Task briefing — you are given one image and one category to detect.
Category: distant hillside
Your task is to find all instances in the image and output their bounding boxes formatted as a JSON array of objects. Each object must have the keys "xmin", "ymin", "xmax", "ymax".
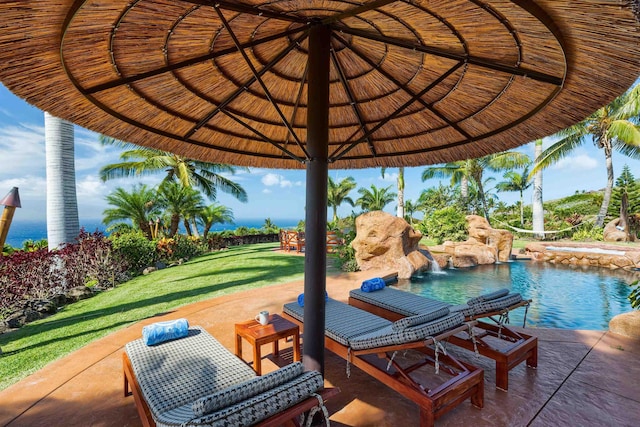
[{"xmin": 542, "ymin": 190, "xmax": 603, "ymax": 217}]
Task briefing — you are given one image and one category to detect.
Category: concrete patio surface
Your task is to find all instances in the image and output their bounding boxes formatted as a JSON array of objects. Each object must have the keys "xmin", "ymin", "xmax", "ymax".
[{"xmin": 0, "ymin": 267, "xmax": 638, "ymax": 427}]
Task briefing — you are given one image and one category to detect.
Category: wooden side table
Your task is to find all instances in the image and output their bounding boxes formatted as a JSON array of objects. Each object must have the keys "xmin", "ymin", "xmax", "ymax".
[{"xmin": 235, "ymin": 313, "xmax": 301, "ymax": 375}]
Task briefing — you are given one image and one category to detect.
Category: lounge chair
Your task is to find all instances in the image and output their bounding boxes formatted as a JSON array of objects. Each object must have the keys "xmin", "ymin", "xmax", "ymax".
[
  {"xmin": 282, "ymin": 299, "xmax": 484, "ymax": 427},
  {"xmin": 123, "ymin": 325, "xmax": 338, "ymax": 427},
  {"xmin": 348, "ymin": 285, "xmax": 538, "ymax": 391}
]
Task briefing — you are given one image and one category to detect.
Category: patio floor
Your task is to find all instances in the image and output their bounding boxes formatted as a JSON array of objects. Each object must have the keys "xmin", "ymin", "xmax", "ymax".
[{"xmin": 1, "ymin": 267, "xmax": 639, "ymax": 427}]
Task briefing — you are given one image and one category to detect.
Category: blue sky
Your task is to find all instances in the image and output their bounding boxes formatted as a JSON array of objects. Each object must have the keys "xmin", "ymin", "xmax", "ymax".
[{"xmin": 2, "ymin": 82, "xmax": 640, "ymax": 226}]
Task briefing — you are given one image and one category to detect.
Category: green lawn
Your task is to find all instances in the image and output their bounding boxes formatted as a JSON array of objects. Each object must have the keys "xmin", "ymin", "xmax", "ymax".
[{"xmin": 0, "ymin": 243, "xmax": 307, "ymax": 391}]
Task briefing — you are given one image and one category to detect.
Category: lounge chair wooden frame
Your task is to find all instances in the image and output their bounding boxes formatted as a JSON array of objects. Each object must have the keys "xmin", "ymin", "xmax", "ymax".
[
  {"xmin": 348, "ymin": 297, "xmax": 538, "ymax": 391},
  {"xmin": 123, "ymin": 352, "xmax": 339, "ymax": 427},
  {"xmin": 282, "ymin": 314, "xmax": 484, "ymax": 427}
]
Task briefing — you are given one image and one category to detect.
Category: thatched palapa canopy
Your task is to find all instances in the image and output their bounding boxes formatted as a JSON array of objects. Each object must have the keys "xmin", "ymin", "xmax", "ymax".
[{"xmin": 0, "ymin": 0, "xmax": 639, "ymax": 372}]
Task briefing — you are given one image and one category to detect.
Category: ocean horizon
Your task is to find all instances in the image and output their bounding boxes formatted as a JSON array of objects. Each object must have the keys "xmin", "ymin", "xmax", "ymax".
[{"xmin": 4, "ymin": 218, "xmax": 301, "ymax": 249}]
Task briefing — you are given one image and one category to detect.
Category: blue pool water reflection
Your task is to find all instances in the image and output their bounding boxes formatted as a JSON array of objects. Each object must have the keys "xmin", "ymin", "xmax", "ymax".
[{"xmin": 397, "ymin": 261, "xmax": 638, "ymax": 330}]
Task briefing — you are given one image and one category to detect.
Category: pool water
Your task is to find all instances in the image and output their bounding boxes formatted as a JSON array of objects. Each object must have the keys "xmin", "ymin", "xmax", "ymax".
[{"xmin": 397, "ymin": 261, "xmax": 638, "ymax": 330}]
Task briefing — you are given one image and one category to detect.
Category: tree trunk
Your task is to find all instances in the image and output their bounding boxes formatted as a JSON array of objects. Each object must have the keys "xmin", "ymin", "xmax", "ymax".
[
  {"xmin": 519, "ymin": 191, "xmax": 525, "ymax": 227},
  {"xmin": 596, "ymin": 144, "xmax": 614, "ymax": 227},
  {"xmin": 532, "ymin": 139, "xmax": 545, "ymax": 239},
  {"xmin": 620, "ymin": 192, "xmax": 630, "ymax": 240},
  {"xmin": 45, "ymin": 113, "xmax": 79, "ymax": 250},
  {"xmin": 190, "ymin": 218, "xmax": 200, "ymax": 237},
  {"xmin": 169, "ymin": 214, "xmax": 180, "ymax": 236},
  {"xmin": 183, "ymin": 218, "xmax": 192, "ymax": 236},
  {"xmin": 461, "ymin": 176, "xmax": 469, "ymax": 212},
  {"xmin": 138, "ymin": 220, "xmax": 152, "ymax": 239},
  {"xmin": 397, "ymin": 166, "xmax": 405, "ymax": 218}
]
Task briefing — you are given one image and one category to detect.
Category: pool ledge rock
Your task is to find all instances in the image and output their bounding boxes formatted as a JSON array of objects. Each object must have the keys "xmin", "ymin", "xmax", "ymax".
[{"xmin": 525, "ymin": 241, "xmax": 640, "ymax": 270}]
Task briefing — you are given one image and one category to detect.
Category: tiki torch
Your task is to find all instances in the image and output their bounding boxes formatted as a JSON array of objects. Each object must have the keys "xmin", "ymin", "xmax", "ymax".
[{"xmin": 0, "ymin": 187, "xmax": 21, "ymax": 250}]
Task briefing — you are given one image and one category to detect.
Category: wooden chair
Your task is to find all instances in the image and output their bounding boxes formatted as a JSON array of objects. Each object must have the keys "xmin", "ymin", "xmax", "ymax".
[
  {"xmin": 123, "ymin": 326, "xmax": 338, "ymax": 427},
  {"xmin": 349, "ymin": 286, "xmax": 538, "ymax": 391},
  {"xmin": 283, "ymin": 299, "xmax": 484, "ymax": 427},
  {"xmin": 326, "ymin": 231, "xmax": 343, "ymax": 253}
]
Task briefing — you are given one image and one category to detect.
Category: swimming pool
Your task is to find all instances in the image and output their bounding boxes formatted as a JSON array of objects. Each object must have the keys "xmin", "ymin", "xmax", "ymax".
[{"xmin": 396, "ymin": 261, "xmax": 638, "ymax": 330}]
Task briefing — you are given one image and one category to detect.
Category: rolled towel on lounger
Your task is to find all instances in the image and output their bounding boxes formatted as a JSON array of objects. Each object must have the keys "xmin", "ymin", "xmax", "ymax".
[
  {"xmin": 361, "ymin": 277, "xmax": 386, "ymax": 293},
  {"xmin": 142, "ymin": 318, "xmax": 189, "ymax": 346},
  {"xmin": 297, "ymin": 291, "xmax": 329, "ymax": 307}
]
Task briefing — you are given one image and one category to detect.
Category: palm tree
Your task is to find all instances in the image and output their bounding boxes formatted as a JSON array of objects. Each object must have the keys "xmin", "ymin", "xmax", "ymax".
[
  {"xmin": 157, "ymin": 182, "xmax": 205, "ymax": 237},
  {"xmin": 423, "ymin": 152, "xmax": 530, "ymax": 220},
  {"xmin": 496, "ymin": 163, "xmax": 533, "ymax": 226},
  {"xmin": 381, "ymin": 167, "xmax": 405, "ymax": 218},
  {"xmin": 532, "ymin": 139, "xmax": 545, "ymax": 238},
  {"xmin": 422, "ymin": 161, "xmax": 470, "ymax": 210},
  {"xmin": 103, "ymin": 185, "xmax": 159, "ymax": 238},
  {"xmin": 45, "ymin": 113, "xmax": 79, "ymax": 250},
  {"xmin": 99, "ymin": 137, "xmax": 248, "ymax": 202},
  {"xmin": 327, "ymin": 176, "xmax": 357, "ymax": 221},
  {"xmin": 466, "ymin": 152, "xmax": 530, "ymax": 221},
  {"xmin": 418, "ymin": 184, "xmax": 454, "ymax": 216},
  {"xmin": 356, "ymin": 184, "xmax": 396, "ymax": 212},
  {"xmin": 198, "ymin": 204, "xmax": 234, "ymax": 239},
  {"xmin": 532, "ymin": 84, "xmax": 640, "ymax": 226},
  {"xmin": 404, "ymin": 199, "xmax": 421, "ymax": 225}
]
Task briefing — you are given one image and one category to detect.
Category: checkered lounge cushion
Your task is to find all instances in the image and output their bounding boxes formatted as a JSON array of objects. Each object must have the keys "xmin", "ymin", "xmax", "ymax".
[
  {"xmin": 192, "ymin": 362, "xmax": 305, "ymax": 417},
  {"xmin": 125, "ymin": 327, "xmax": 256, "ymax": 419},
  {"xmin": 348, "ymin": 312, "xmax": 465, "ymax": 350},
  {"xmin": 284, "ymin": 299, "xmax": 391, "ymax": 346},
  {"xmin": 283, "ymin": 298, "xmax": 464, "ymax": 351},
  {"xmin": 349, "ymin": 287, "xmax": 449, "ymax": 316},
  {"xmin": 466, "ymin": 288, "xmax": 510, "ymax": 306},
  {"xmin": 156, "ymin": 371, "xmax": 324, "ymax": 427},
  {"xmin": 391, "ymin": 307, "xmax": 450, "ymax": 331},
  {"xmin": 468, "ymin": 293, "xmax": 523, "ymax": 315},
  {"xmin": 448, "ymin": 304, "xmax": 476, "ymax": 318}
]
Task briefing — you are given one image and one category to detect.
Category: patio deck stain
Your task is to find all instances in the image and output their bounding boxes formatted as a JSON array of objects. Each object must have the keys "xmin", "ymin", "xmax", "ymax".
[{"xmin": 0, "ymin": 267, "xmax": 638, "ymax": 426}]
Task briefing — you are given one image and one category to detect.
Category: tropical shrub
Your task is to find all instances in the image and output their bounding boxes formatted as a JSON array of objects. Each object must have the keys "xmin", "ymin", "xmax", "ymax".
[
  {"xmin": 629, "ymin": 280, "xmax": 640, "ymax": 310},
  {"xmin": 0, "ymin": 230, "xmax": 128, "ymax": 319},
  {"xmin": 0, "ymin": 248, "xmax": 63, "ymax": 318},
  {"xmin": 58, "ymin": 230, "xmax": 128, "ymax": 288},
  {"xmin": 334, "ymin": 227, "xmax": 359, "ymax": 272},
  {"xmin": 570, "ymin": 222, "xmax": 604, "ymax": 242},
  {"xmin": 418, "ymin": 207, "xmax": 467, "ymax": 244},
  {"xmin": 110, "ymin": 230, "xmax": 158, "ymax": 274},
  {"xmin": 171, "ymin": 235, "xmax": 206, "ymax": 260}
]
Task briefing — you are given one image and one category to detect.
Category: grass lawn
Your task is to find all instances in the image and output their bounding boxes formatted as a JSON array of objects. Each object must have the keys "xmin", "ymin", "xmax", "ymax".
[{"xmin": 0, "ymin": 243, "xmax": 310, "ymax": 391}]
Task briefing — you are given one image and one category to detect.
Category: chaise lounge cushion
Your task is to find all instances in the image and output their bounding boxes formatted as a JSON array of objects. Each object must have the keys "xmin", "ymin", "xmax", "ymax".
[
  {"xmin": 391, "ymin": 307, "xmax": 450, "ymax": 331},
  {"xmin": 192, "ymin": 362, "xmax": 305, "ymax": 416},
  {"xmin": 283, "ymin": 299, "xmax": 464, "ymax": 351},
  {"xmin": 126, "ymin": 326, "xmax": 326, "ymax": 427},
  {"xmin": 126, "ymin": 327, "xmax": 256, "ymax": 418},
  {"xmin": 468, "ymin": 292, "xmax": 523, "ymax": 314},
  {"xmin": 466, "ymin": 288, "xmax": 510, "ymax": 305}
]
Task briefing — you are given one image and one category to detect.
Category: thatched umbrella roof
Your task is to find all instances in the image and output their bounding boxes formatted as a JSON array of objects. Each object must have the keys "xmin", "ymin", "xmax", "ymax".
[
  {"xmin": 0, "ymin": 1, "xmax": 639, "ymax": 169},
  {"xmin": 1, "ymin": 0, "xmax": 639, "ymax": 376}
]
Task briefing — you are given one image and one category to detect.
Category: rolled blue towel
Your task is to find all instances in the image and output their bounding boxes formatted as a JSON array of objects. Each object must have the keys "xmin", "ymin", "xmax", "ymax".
[
  {"xmin": 297, "ymin": 292, "xmax": 328, "ymax": 307},
  {"xmin": 361, "ymin": 277, "xmax": 386, "ymax": 292},
  {"xmin": 142, "ymin": 318, "xmax": 189, "ymax": 346}
]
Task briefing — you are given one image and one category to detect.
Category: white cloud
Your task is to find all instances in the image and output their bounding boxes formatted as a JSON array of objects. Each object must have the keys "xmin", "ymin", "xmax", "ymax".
[
  {"xmin": 0, "ymin": 175, "xmax": 46, "ymax": 198},
  {"xmin": 0, "ymin": 124, "xmax": 46, "ymax": 176},
  {"xmin": 379, "ymin": 172, "xmax": 398, "ymax": 182},
  {"xmin": 551, "ymin": 154, "xmax": 598, "ymax": 171},
  {"xmin": 76, "ymin": 175, "xmax": 109, "ymax": 199},
  {"xmin": 261, "ymin": 173, "xmax": 293, "ymax": 188},
  {"xmin": 262, "ymin": 188, "xmax": 272, "ymax": 194}
]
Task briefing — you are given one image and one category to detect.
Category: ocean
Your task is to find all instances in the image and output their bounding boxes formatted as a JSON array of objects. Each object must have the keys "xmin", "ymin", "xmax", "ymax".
[{"xmin": 3, "ymin": 218, "xmax": 300, "ymax": 249}]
